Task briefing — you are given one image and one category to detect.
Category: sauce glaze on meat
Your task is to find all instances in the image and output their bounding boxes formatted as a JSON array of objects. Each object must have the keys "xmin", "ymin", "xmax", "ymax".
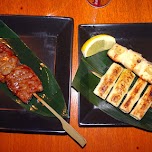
[
  {"xmin": 0, "ymin": 40, "xmax": 43, "ymax": 103},
  {"xmin": 6, "ymin": 65, "xmax": 43, "ymax": 103}
]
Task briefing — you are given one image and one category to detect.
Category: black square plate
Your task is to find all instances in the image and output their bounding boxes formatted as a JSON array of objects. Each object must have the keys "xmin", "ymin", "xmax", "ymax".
[
  {"xmin": 78, "ymin": 23, "xmax": 152, "ymax": 127},
  {"xmin": 0, "ymin": 15, "xmax": 73, "ymax": 134}
]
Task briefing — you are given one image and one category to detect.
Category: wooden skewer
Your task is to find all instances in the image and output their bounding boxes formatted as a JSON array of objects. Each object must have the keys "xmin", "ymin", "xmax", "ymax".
[{"xmin": 33, "ymin": 93, "xmax": 87, "ymax": 147}]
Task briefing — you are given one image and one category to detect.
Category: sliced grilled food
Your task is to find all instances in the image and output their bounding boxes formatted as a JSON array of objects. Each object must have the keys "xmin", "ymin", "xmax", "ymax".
[
  {"xmin": 134, "ymin": 60, "xmax": 152, "ymax": 84},
  {"xmin": 106, "ymin": 69, "xmax": 135, "ymax": 107},
  {"xmin": 107, "ymin": 43, "xmax": 143, "ymax": 71},
  {"xmin": 119, "ymin": 78, "xmax": 147, "ymax": 113},
  {"xmin": 93, "ymin": 42, "xmax": 152, "ymax": 120},
  {"xmin": 130, "ymin": 85, "xmax": 152, "ymax": 120},
  {"xmin": 108, "ymin": 43, "xmax": 152, "ymax": 85},
  {"xmin": 107, "ymin": 43, "xmax": 128, "ymax": 62},
  {"xmin": 123, "ymin": 49, "xmax": 143, "ymax": 70},
  {"xmin": 94, "ymin": 63, "xmax": 123, "ymax": 100}
]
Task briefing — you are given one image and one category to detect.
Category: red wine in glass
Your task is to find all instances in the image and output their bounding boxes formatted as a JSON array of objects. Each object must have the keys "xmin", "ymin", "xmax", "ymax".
[{"xmin": 87, "ymin": 0, "xmax": 111, "ymax": 7}]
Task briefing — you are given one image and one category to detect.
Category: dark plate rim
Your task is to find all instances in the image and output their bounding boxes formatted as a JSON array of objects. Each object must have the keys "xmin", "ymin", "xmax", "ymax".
[
  {"xmin": 78, "ymin": 23, "xmax": 152, "ymax": 127},
  {"xmin": 0, "ymin": 15, "xmax": 74, "ymax": 134}
]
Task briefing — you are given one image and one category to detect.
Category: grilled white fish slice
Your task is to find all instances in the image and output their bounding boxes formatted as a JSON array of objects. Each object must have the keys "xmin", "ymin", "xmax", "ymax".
[
  {"xmin": 130, "ymin": 85, "xmax": 152, "ymax": 120},
  {"xmin": 133, "ymin": 60, "xmax": 152, "ymax": 84},
  {"xmin": 108, "ymin": 43, "xmax": 143, "ymax": 71},
  {"xmin": 120, "ymin": 78, "xmax": 147, "ymax": 113},
  {"xmin": 107, "ymin": 43, "xmax": 127, "ymax": 63},
  {"xmin": 93, "ymin": 63, "xmax": 123, "ymax": 100},
  {"xmin": 123, "ymin": 49, "xmax": 143, "ymax": 70},
  {"xmin": 108, "ymin": 43, "xmax": 152, "ymax": 86},
  {"xmin": 106, "ymin": 69, "xmax": 135, "ymax": 107}
]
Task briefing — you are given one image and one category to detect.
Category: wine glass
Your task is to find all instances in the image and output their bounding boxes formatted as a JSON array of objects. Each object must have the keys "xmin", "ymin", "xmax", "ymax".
[{"xmin": 87, "ymin": 0, "xmax": 111, "ymax": 8}]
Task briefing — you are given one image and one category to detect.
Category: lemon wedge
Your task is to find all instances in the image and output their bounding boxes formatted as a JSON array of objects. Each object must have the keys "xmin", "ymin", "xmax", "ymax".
[{"xmin": 81, "ymin": 34, "xmax": 116, "ymax": 57}]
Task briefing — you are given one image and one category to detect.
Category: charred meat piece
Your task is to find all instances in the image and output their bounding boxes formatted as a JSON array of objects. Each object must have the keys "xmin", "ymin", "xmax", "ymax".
[
  {"xmin": 0, "ymin": 42, "xmax": 19, "ymax": 82},
  {"xmin": 0, "ymin": 41, "xmax": 14, "ymax": 57},
  {"xmin": 0, "ymin": 73, "xmax": 5, "ymax": 82},
  {"xmin": 0, "ymin": 56, "xmax": 19, "ymax": 75},
  {"xmin": 6, "ymin": 65, "xmax": 43, "ymax": 103}
]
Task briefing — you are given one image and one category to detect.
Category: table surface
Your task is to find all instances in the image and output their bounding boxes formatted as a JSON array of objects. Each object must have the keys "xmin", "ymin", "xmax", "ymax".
[{"xmin": 0, "ymin": 0, "xmax": 152, "ymax": 152}]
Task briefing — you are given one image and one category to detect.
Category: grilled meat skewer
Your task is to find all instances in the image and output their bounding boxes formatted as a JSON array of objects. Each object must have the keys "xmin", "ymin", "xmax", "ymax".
[{"xmin": 0, "ymin": 40, "xmax": 43, "ymax": 103}]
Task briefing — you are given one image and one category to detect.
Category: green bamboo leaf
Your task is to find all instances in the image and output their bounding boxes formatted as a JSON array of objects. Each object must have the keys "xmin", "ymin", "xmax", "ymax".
[
  {"xmin": 72, "ymin": 51, "xmax": 152, "ymax": 132},
  {"xmin": 0, "ymin": 20, "xmax": 67, "ymax": 117}
]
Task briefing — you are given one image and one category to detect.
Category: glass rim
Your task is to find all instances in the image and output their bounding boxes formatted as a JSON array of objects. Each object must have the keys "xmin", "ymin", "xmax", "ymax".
[{"xmin": 86, "ymin": 0, "xmax": 112, "ymax": 8}]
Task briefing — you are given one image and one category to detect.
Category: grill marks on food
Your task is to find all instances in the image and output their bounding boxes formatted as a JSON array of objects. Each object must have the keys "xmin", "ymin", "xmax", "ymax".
[
  {"xmin": 130, "ymin": 85, "xmax": 152, "ymax": 120},
  {"xmin": 107, "ymin": 43, "xmax": 143, "ymax": 71},
  {"xmin": 0, "ymin": 40, "xmax": 43, "ymax": 103},
  {"xmin": 120, "ymin": 78, "xmax": 147, "ymax": 113},
  {"xmin": 94, "ymin": 61, "xmax": 152, "ymax": 120},
  {"xmin": 106, "ymin": 69, "xmax": 135, "ymax": 107},
  {"xmin": 134, "ymin": 60, "xmax": 152, "ymax": 84},
  {"xmin": 93, "ymin": 43, "xmax": 152, "ymax": 120},
  {"xmin": 93, "ymin": 63, "xmax": 123, "ymax": 99},
  {"xmin": 0, "ymin": 41, "xmax": 19, "ymax": 82},
  {"xmin": 6, "ymin": 65, "xmax": 43, "ymax": 103},
  {"xmin": 108, "ymin": 43, "xmax": 152, "ymax": 85}
]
